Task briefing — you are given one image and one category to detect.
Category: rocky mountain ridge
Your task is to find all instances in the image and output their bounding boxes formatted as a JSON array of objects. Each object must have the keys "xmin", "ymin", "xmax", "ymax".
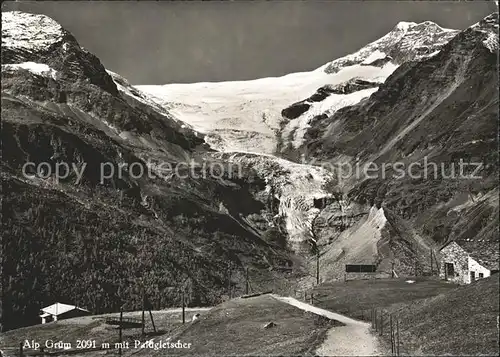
[
  {"xmin": 1, "ymin": 11, "xmax": 295, "ymax": 331},
  {"xmin": 323, "ymin": 20, "xmax": 459, "ymax": 74},
  {"xmin": 294, "ymin": 12, "xmax": 499, "ymax": 279}
]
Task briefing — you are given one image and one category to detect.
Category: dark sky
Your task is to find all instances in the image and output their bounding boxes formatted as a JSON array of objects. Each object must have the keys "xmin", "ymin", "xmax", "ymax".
[{"xmin": 2, "ymin": 1, "xmax": 497, "ymax": 84}]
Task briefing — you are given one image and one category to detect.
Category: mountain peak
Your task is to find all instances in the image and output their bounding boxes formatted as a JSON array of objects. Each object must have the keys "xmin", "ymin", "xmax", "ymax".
[
  {"xmin": 392, "ymin": 20, "xmax": 453, "ymax": 34},
  {"xmin": 324, "ymin": 19, "xmax": 459, "ymax": 74},
  {"xmin": 1, "ymin": 11, "xmax": 69, "ymax": 52},
  {"xmin": 470, "ymin": 12, "xmax": 499, "ymax": 53},
  {"xmin": 394, "ymin": 21, "xmax": 418, "ymax": 31},
  {"xmin": 475, "ymin": 12, "xmax": 499, "ymax": 28},
  {"xmin": 2, "ymin": 10, "xmax": 118, "ymax": 95}
]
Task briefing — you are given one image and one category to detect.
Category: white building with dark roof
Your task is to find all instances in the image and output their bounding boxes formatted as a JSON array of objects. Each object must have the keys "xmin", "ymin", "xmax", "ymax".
[{"xmin": 40, "ymin": 303, "xmax": 90, "ymax": 324}]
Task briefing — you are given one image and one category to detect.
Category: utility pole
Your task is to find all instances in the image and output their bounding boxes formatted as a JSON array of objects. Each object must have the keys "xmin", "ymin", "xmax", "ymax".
[
  {"xmin": 148, "ymin": 309, "xmax": 156, "ymax": 333},
  {"xmin": 396, "ymin": 318, "xmax": 400, "ymax": 356},
  {"xmin": 390, "ymin": 314, "xmax": 394, "ymax": 356},
  {"xmin": 182, "ymin": 289, "xmax": 186, "ymax": 324},
  {"xmin": 380, "ymin": 310, "xmax": 384, "ymax": 336},
  {"xmin": 430, "ymin": 250, "xmax": 434, "ymax": 275},
  {"xmin": 245, "ymin": 267, "xmax": 249, "ymax": 295},
  {"xmin": 119, "ymin": 308, "xmax": 123, "ymax": 356},
  {"xmin": 316, "ymin": 248, "xmax": 320, "ymax": 285},
  {"xmin": 227, "ymin": 262, "xmax": 232, "ymax": 299},
  {"xmin": 141, "ymin": 289, "xmax": 145, "ymax": 336}
]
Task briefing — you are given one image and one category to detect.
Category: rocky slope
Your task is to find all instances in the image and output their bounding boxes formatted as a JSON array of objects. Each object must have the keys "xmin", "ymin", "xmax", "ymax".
[
  {"xmin": 1, "ymin": 11, "xmax": 296, "ymax": 331},
  {"xmin": 294, "ymin": 13, "xmax": 499, "ymax": 279},
  {"xmin": 137, "ymin": 19, "xmax": 461, "ymax": 257}
]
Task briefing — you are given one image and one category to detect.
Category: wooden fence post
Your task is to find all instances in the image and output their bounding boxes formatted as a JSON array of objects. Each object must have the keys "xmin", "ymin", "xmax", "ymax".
[
  {"xmin": 182, "ymin": 289, "xmax": 186, "ymax": 324},
  {"xmin": 119, "ymin": 308, "xmax": 123, "ymax": 356},
  {"xmin": 380, "ymin": 310, "xmax": 384, "ymax": 336},
  {"xmin": 245, "ymin": 267, "xmax": 249, "ymax": 295},
  {"xmin": 227, "ymin": 262, "xmax": 232, "ymax": 299},
  {"xmin": 430, "ymin": 250, "xmax": 434, "ymax": 275},
  {"xmin": 396, "ymin": 317, "xmax": 400, "ymax": 356},
  {"xmin": 374, "ymin": 309, "xmax": 378, "ymax": 332},
  {"xmin": 149, "ymin": 309, "xmax": 156, "ymax": 333},
  {"xmin": 141, "ymin": 290, "xmax": 145, "ymax": 336},
  {"xmin": 316, "ymin": 249, "xmax": 320, "ymax": 285},
  {"xmin": 390, "ymin": 314, "xmax": 394, "ymax": 356}
]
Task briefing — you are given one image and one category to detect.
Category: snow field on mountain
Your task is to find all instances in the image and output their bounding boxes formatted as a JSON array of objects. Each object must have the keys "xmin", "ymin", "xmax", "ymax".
[
  {"xmin": 2, "ymin": 62, "xmax": 58, "ymax": 80},
  {"xmin": 138, "ymin": 62, "xmax": 397, "ymax": 154}
]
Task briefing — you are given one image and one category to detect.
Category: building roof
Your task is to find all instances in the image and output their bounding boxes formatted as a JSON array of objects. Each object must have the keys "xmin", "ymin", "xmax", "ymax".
[
  {"xmin": 40, "ymin": 303, "xmax": 89, "ymax": 316},
  {"xmin": 440, "ymin": 240, "xmax": 499, "ymax": 271},
  {"xmin": 439, "ymin": 240, "xmax": 463, "ymax": 252}
]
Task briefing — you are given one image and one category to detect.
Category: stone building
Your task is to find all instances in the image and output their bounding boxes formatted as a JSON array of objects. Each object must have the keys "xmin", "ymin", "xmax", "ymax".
[{"xmin": 438, "ymin": 241, "xmax": 493, "ymax": 284}]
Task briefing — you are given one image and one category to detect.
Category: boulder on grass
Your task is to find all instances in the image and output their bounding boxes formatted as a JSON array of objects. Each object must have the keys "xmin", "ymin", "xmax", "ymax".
[{"xmin": 263, "ymin": 321, "xmax": 277, "ymax": 329}]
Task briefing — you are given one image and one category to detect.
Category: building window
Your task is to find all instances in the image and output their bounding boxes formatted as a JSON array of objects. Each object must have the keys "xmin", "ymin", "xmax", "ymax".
[
  {"xmin": 479, "ymin": 273, "xmax": 484, "ymax": 278},
  {"xmin": 445, "ymin": 262, "xmax": 455, "ymax": 277},
  {"xmin": 470, "ymin": 271, "xmax": 476, "ymax": 282}
]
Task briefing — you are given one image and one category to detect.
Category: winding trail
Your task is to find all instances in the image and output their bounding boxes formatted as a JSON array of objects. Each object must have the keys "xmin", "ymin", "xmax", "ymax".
[{"xmin": 271, "ymin": 294, "xmax": 382, "ymax": 356}]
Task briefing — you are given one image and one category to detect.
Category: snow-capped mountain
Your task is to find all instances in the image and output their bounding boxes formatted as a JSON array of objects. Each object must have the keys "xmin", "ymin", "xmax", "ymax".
[
  {"xmin": 2, "ymin": 11, "xmax": 118, "ymax": 96},
  {"xmin": 323, "ymin": 20, "xmax": 459, "ymax": 74},
  {"xmin": 138, "ymin": 20, "xmax": 458, "ymax": 155},
  {"xmin": 2, "ymin": 8, "xmax": 498, "ymax": 332}
]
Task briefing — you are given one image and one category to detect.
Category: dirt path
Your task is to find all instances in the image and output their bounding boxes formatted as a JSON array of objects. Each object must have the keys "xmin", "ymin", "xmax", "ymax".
[{"xmin": 271, "ymin": 295, "xmax": 382, "ymax": 356}]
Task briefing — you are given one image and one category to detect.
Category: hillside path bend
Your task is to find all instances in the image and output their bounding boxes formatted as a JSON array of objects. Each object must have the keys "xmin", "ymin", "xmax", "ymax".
[{"xmin": 271, "ymin": 294, "xmax": 383, "ymax": 356}]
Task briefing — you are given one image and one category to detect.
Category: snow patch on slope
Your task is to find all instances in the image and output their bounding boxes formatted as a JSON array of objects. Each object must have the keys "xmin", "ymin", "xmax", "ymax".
[
  {"xmin": 482, "ymin": 32, "xmax": 499, "ymax": 53},
  {"xmin": 283, "ymin": 87, "xmax": 379, "ymax": 149},
  {"xmin": 395, "ymin": 21, "xmax": 417, "ymax": 31},
  {"xmin": 2, "ymin": 62, "xmax": 58, "ymax": 79},
  {"xmin": 361, "ymin": 50, "xmax": 387, "ymax": 65}
]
